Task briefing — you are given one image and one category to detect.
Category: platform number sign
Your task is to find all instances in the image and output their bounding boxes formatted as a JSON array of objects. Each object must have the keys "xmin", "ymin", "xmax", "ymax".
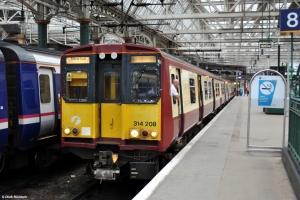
[{"xmin": 280, "ymin": 9, "xmax": 300, "ymax": 32}]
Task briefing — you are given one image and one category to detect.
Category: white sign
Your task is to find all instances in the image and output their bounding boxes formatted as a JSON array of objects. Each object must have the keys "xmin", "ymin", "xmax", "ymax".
[
  {"xmin": 259, "ymin": 43, "xmax": 273, "ymax": 49},
  {"xmin": 250, "ymin": 76, "xmax": 285, "ymax": 108},
  {"xmin": 82, "ymin": 127, "xmax": 91, "ymax": 136}
]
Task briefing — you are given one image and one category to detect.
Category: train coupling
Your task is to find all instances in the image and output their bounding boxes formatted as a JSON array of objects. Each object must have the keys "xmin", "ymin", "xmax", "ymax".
[{"xmin": 93, "ymin": 151, "xmax": 120, "ymax": 181}]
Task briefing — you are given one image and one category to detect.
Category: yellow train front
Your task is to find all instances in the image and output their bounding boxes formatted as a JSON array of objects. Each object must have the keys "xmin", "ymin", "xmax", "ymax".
[{"xmin": 61, "ymin": 44, "xmax": 165, "ymax": 181}]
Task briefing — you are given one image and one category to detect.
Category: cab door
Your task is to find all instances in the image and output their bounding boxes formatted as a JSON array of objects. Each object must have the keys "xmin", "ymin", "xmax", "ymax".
[
  {"xmin": 38, "ymin": 68, "xmax": 55, "ymax": 136},
  {"xmin": 99, "ymin": 62, "xmax": 122, "ymax": 139},
  {"xmin": 170, "ymin": 67, "xmax": 183, "ymax": 138}
]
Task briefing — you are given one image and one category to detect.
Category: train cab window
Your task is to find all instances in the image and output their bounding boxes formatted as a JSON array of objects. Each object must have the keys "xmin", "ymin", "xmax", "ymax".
[
  {"xmin": 65, "ymin": 71, "xmax": 88, "ymax": 100},
  {"xmin": 104, "ymin": 71, "xmax": 120, "ymax": 100},
  {"xmin": 131, "ymin": 69, "xmax": 159, "ymax": 103},
  {"xmin": 39, "ymin": 75, "xmax": 51, "ymax": 103}
]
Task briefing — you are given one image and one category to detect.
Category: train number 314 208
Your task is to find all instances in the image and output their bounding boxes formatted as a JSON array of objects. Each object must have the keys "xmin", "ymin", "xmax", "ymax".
[{"xmin": 133, "ymin": 121, "xmax": 157, "ymax": 127}]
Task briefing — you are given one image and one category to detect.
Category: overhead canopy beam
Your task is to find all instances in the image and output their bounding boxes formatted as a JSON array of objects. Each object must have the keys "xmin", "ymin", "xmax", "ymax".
[
  {"xmin": 160, "ymin": 28, "xmax": 276, "ymax": 34},
  {"xmin": 176, "ymin": 38, "xmax": 300, "ymax": 43},
  {"xmin": 135, "ymin": 11, "xmax": 279, "ymax": 21}
]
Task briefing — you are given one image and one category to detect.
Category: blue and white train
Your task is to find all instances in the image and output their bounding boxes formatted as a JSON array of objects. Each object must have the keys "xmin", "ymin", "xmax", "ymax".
[{"xmin": 0, "ymin": 41, "xmax": 62, "ymax": 172}]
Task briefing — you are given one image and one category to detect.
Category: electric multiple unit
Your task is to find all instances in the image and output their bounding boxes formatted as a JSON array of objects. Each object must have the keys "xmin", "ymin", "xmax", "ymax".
[{"xmin": 60, "ymin": 43, "xmax": 234, "ymax": 181}]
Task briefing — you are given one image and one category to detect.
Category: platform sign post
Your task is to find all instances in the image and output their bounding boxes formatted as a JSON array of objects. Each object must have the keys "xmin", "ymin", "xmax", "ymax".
[{"xmin": 247, "ymin": 69, "xmax": 287, "ymax": 154}]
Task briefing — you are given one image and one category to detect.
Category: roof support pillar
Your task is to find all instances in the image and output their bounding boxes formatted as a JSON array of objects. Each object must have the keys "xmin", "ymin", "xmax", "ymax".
[
  {"xmin": 92, "ymin": 37, "xmax": 101, "ymax": 44},
  {"xmin": 78, "ymin": 18, "xmax": 91, "ymax": 46},
  {"xmin": 36, "ymin": 20, "xmax": 50, "ymax": 48}
]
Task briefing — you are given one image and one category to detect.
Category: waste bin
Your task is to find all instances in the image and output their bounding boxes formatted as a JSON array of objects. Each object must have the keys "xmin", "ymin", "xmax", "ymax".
[{"xmin": 263, "ymin": 108, "xmax": 284, "ymax": 115}]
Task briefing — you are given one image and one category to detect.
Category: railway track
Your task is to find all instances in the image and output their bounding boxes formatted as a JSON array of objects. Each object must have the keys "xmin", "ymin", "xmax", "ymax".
[
  {"xmin": 0, "ymin": 172, "xmax": 47, "ymax": 195},
  {"xmin": 69, "ymin": 180, "xmax": 101, "ymax": 200},
  {"xmin": 0, "ymin": 154, "xmax": 92, "ymax": 199}
]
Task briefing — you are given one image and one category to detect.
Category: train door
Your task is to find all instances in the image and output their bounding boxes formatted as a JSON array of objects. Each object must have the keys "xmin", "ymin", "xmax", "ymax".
[
  {"xmin": 223, "ymin": 83, "xmax": 227, "ymax": 102},
  {"xmin": 38, "ymin": 68, "xmax": 55, "ymax": 136},
  {"xmin": 170, "ymin": 67, "xmax": 183, "ymax": 138},
  {"xmin": 226, "ymin": 84, "xmax": 230, "ymax": 98},
  {"xmin": 99, "ymin": 63, "xmax": 122, "ymax": 139},
  {"xmin": 212, "ymin": 79, "xmax": 216, "ymax": 111},
  {"xmin": 197, "ymin": 75, "xmax": 204, "ymax": 120}
]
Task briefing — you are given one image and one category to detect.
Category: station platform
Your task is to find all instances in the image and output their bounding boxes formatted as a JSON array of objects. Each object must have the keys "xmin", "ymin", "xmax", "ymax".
[{"xmin": 133, "ymin": 96, "xmax": 297, "ymax": 200}]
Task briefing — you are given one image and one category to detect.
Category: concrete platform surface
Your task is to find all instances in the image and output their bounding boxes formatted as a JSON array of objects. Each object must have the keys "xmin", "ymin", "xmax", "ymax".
[{"xmin": 133, "ymin": 96, "xmax": 296, "ymax": 200}]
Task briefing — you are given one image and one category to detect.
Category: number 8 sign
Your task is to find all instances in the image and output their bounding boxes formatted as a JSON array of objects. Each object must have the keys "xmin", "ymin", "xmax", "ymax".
[{"xmin": 280, "ymin": 9, "xmax": 300, "ymax": 32}]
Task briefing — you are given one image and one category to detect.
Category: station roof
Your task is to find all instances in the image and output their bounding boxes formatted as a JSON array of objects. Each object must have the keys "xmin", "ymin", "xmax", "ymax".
[{"xmin": 1, "ymin": 0, "xmax": 299, "ymax": 72}]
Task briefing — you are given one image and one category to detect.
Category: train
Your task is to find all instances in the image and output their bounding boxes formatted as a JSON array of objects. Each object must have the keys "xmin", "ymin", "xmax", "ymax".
[
  {"xmin": 60, "ymin": 43, "xmax": 235, "ymax": 181},
  {"xmin": 0, "ymin": 41, "xmax": 62, "ymax": 172}
]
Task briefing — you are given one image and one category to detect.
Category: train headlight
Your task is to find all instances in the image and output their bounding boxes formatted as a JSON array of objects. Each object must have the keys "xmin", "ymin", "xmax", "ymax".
[
  {"xmin": 64, "ymin": 127, "xmax": 71, "ymax": 135},
  {"xmin": 130, "ymin": 129, "xmax": 139, "ymax": 138},
  {"xmin": 72, "ymin": 127, "xmax": 79, "ymax": 135},
  {"xmin": 150, "ymin": 130, "xmax": 158, "ymax": 139},
  {"xmin": 141, "ymin": 130, "xmax": 149, "ymax": 138}
]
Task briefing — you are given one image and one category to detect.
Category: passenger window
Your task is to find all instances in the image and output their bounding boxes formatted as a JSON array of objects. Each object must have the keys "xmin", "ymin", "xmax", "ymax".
[
  {"xmin": 215, "ymin": 83, "xmax": 220, "ymax": 97},
  {"xmin": 208, "ymin": 82, "xmax": 212, "ymax": 99},
  {"xmin": 171, "ymin": 74, "xmax": 176, "ymax": 104},
  {"xmin": 189, "ymin": 78, "xmax": 196, "ymax": 104},
  {"xmin": 65, "ymin": 71, "xmax": 88, "ymax": 100},
  {"xmin": 204, "ymin": 81, "xmax": 208, "ymax": 100},
  {"xmin": 39, "ymin": 74, "xmax": 51, "ymax": 103},
  {"xmin": 104, "ymin": 71, "xmax": 120, "ymax": 100}
]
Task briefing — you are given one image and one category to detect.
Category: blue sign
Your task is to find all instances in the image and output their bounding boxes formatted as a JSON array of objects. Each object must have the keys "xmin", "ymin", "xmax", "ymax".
[
  {"xmin": 251, "ymin": 75, "xmax": 285, "ymax": 108},
  {"xmin": 280, "ymin": 9, "xmax": 300, "ymax": 32},
  {"xmin": 258, "ymin": 80, "xmax": 277, "ymax": 106}
]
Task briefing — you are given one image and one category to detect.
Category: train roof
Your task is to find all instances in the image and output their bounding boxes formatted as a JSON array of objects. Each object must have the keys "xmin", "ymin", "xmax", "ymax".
[
  {"xmin": 0, "ymin": 41, "xmax": 62, "ymax": 64},
  {"xmin": 62, "ymin": 43, "xmax": 230, "ymax": 82},
  {"xmin": 159, "ymin": 49, "xmax": 227, "ymax": 81},
  {"xmin": 2, "ymin": 40, "xmax": 63, "ymax": 56},
  {"xmin": 0, "ymin": 41, "xmax": 35, "ymax": 63}
]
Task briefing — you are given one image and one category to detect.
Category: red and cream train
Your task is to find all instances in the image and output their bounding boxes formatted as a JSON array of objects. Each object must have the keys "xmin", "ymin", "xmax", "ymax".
[{"xmin": 60, "ymin": 43, "xmax": 235, "ymax": 180}]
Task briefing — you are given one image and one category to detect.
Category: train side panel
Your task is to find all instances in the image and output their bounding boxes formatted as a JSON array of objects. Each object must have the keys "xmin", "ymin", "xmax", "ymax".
[
  {"xmin": 0, "ymin": 41, "xmax": 62, "ymax": 171},
  {"xmin": 1, "ymin": 44, "xmax": 40, "ymax": 150},
  {"xmin": 0, "ymin": 51, "xmax": 8, "ymax": 158},
  {"xmin": 19, "ymin": 66, "xmax": 40, "ymax": 149}
]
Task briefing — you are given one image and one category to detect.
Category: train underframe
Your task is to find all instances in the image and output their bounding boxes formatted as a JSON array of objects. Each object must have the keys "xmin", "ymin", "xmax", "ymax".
[
  {"xmin": 67, "ymin": 121, "xmax": 209, "ymax": 181},
  {"xmin": 1, "ymin": 138, "xmax": 61, "ymax": 173},
  {"xmin": 66, "ymin": 100, "xmax": 232, "ymax": 181}
]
